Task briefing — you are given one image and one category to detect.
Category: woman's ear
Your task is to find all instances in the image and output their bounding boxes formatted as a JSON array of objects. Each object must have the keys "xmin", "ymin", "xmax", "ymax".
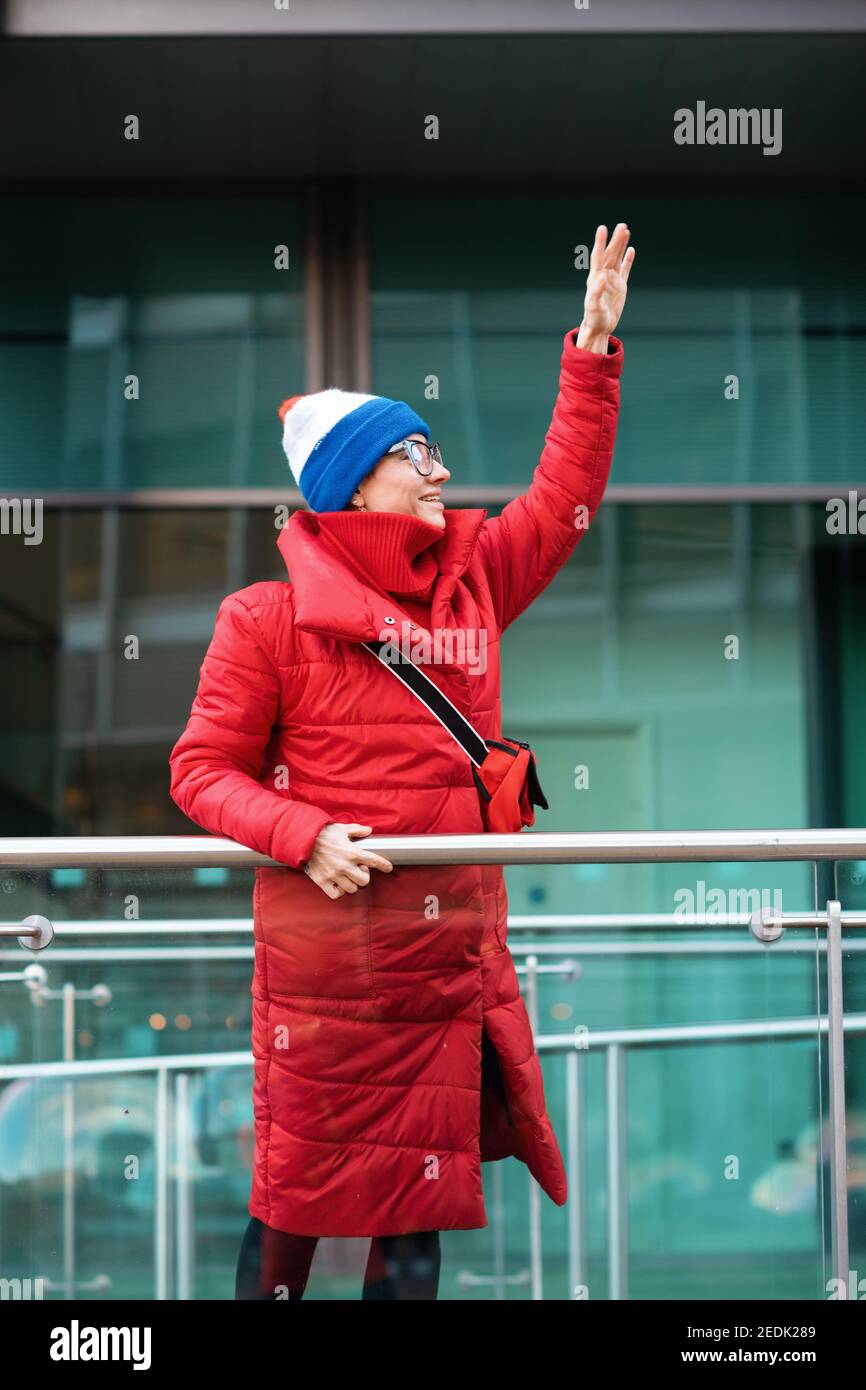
[{"xmin": 350, "ymin": 490, "xmax": 367, "ymax": 511}]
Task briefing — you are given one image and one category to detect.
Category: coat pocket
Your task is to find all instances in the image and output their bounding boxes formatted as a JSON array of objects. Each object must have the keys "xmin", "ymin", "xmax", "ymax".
[{"xmin": 255, "ymin": 868, "xmax": 377, "ymax": 1000}]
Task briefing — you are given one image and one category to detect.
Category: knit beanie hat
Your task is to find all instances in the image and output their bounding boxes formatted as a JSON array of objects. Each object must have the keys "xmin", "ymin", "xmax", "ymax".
[{"xmin": 278, "ymin": 388, "xmax": 431, "ymax": 513}]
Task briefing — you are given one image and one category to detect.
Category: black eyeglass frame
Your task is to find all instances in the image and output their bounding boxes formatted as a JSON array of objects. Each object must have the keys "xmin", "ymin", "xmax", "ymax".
[{"xmin": 384, "ymin": 438, "xmax": 444, "ymax": 477}]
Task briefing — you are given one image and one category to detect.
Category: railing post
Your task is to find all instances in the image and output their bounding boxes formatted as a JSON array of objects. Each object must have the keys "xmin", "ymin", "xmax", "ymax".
[
  {"xmin": 62, "ymin": 982, "xmax": 76, "ymax": 1302},
  {"xmin": 525, "ymin": 953, "xmax": 543, "ymax": 1301},
  {"xmin": 825, "ymin": 898, "xmax": 849, "ymax": 1291},
  {"xmin": 154, "ymin": 1064, "xmax": 170, "ymax": 1300},
  {"xmin": 175, "ymin": 1071, "xmax": 194, "ymax": 1300},
  {"xmin": 607, "ymin": 1042, "xmax": 628, "ymax": 1300},
  {"xmin": 566, "ymin": 1049, "xmax": 586, "ymax": 1298}
]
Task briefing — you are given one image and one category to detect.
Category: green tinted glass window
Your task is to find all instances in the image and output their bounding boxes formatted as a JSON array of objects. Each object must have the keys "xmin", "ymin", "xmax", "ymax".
[
  {"xmin": 0, "ymin": 196, "xmax": 304, "ymax": 490},
  {"xmin": 370, "ymin": 191, "xmax": 866, "ymax": 488}
]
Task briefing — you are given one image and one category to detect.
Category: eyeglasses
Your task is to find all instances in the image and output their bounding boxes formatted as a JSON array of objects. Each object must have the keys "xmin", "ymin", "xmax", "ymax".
[{"xmin": 385, "ymin": 438, "xmax": 444, "ymax": 477}]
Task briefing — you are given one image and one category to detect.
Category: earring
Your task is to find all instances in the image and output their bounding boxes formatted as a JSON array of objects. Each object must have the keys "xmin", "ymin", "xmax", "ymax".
[{"xmin": 351, "ymin": 492, "xmax": 367, "ymax": 511}]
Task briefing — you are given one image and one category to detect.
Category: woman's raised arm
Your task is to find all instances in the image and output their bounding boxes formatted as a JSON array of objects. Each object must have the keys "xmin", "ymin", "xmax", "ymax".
[{"xmin": 475, "ymin": 223, "xmax": 634, "ymax": 632}]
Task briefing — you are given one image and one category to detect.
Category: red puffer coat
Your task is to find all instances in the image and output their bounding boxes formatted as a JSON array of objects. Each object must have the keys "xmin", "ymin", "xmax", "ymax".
[{"xmin": 169, "ymin": 327, "xmax": 623, "ymax": 1237}]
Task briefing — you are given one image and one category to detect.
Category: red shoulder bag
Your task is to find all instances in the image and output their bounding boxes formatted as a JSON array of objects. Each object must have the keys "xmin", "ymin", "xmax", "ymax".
[{"xmin": 364, "ymin": 640, "xmax": 549, "ymax": 833}]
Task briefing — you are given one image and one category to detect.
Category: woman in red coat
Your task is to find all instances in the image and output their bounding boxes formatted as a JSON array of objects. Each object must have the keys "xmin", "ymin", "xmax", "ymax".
[{"xmin": 169, "ymin": 224, "xmax": 634, "ymax": 1299}]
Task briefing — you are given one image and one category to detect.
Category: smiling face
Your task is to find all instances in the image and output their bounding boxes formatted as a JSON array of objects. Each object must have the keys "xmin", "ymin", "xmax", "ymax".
[{"xmin": 349, "ymin": 432, "xmax": 451, "ymax": 529}]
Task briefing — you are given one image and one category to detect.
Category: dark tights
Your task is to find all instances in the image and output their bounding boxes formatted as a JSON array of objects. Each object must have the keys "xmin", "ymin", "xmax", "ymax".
[{"xmin": 234, "ymin": 1216, "xmax": 441, "ymax": 1300}]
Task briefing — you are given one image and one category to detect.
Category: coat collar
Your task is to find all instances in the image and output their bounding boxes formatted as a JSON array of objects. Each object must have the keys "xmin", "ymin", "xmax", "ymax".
[{"xmin": 277, "ymin": 507, "xmax": 487, "ymax": 644}]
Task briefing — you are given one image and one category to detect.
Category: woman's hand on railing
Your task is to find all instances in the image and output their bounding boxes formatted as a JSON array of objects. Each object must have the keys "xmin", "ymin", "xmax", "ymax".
[{"xmin": 301, "ymin": 823, "xmax": 394, "ymax": 899}]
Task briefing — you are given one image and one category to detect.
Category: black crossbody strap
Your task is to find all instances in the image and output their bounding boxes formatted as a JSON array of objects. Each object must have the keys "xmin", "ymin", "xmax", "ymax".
[{"xmin": 363, "ymin": 639, "xmax": 489, "ymax": 768}]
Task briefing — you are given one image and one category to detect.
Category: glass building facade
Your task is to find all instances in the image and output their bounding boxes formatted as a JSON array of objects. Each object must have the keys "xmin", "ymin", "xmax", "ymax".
[{"xmin": 1, "ymin": 17, "xmax": 865, "ymax": 1301}]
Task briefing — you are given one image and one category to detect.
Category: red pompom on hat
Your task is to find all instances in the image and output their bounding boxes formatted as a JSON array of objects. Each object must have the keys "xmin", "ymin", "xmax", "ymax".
[{"xmin": 278, "ymin": 394, "xmax": 305, "ymax": 423}]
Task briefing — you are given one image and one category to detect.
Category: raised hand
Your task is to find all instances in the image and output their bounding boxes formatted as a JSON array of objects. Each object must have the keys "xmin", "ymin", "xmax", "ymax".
[{"xmin": 577, "ymin": 222, "xmax": 635, "ymax": 352}]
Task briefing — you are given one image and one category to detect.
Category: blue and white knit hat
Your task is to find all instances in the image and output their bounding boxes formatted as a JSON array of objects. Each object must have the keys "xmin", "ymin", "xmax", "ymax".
[{"xmin": 278, "ymin": 388, "xmax": 431, "ymax": 513}]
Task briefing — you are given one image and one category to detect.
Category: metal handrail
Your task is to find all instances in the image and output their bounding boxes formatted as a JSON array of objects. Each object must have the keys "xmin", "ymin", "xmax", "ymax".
[
  {"xmin": 5, "ymin": 940, "xmax": 866, "ymax": 967},
  {"xmin": 2, "ymin": 908, "xmax": 866, "ymax": 939},
  {"xmin": 3, "ymin": 1013, "xmax": 865, "ymax": 1081},
  {"xmin": 1, "ymin": 828, "xmax": 866, "ymax": 867},
  {"xmin": 1, "ymin": 830, "xmax": 861, "ymax": 1300}
]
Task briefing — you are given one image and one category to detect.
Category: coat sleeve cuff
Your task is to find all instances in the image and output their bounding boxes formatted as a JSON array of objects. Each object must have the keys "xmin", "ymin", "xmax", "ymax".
[
  {"xmin": 560, "ymin": 326, "xmax": 624, "ymax": 380},
  {"xmin": 270, "ymin": 804, "xmax": 333, "ymax": 870}
]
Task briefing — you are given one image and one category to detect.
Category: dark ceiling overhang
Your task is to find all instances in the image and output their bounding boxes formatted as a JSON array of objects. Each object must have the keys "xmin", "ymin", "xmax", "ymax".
[{"xmin": 0, "ymin": 29, "xmax": 863, "ymax": 186}]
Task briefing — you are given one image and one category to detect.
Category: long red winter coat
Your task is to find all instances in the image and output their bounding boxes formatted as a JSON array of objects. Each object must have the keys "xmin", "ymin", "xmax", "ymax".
[{"xmin": 169, "ymin": 327, "xmax": 623, "ymax": 1237}]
